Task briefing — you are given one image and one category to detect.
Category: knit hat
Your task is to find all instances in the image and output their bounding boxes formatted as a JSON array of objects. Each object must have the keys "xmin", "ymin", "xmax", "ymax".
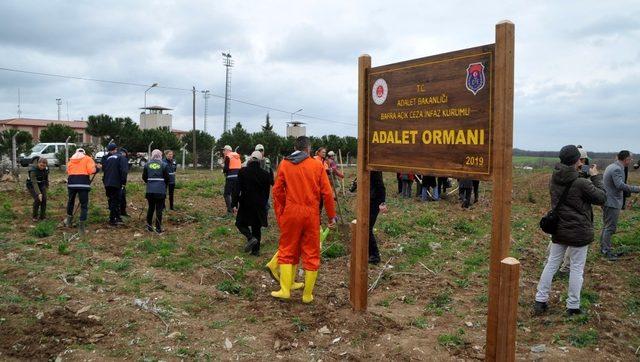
[
  {"xmin": 559, "ymin": 145, "xmax": 581, "ymax": 166},
  {"xmin": 223, "ymin": 145, "xmax": 232, "ymax": 151},
  {"xmin": 250, "ymin": 150, "xmax": 263, "ymax": 161},
  {"xmin": 578, "ymin": 147, "xmax": 588, "ymax": 160},
  {"xmin": 107, "ymin": 143, "xmax": 117, "ymax": 151},
  {"xmin": 255, "ymin": 144, "xmax": 264, "ymax": 151},
  {"xmin": 327, "ymin": 151, "xmax": 335, "ymax": 157}
]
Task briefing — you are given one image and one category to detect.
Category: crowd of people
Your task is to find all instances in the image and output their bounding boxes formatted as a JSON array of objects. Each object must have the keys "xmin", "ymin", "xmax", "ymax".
[
  {"xmin": 22, "ymin": 139, "xmax": 638, "ymax": 307},
  {"xmin": 396, "ymin": 173, "xmax": 480, "ymax": 208}
]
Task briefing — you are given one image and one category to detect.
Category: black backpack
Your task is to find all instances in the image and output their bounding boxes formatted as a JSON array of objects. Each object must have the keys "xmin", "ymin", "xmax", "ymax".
[{"xmin": 539, "ymin": 179, "xmax": 575, "ymax": 234}]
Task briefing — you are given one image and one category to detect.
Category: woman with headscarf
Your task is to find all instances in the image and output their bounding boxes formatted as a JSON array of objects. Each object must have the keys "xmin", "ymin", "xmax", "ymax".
[{"xmin": 142, "ymin": 149, "xmax": 170, "ymax": 233}]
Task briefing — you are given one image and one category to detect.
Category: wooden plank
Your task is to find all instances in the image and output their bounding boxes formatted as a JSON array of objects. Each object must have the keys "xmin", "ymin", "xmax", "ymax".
[
  {"xmin": 496, "ymin": 257, "xmax": 520, "ymax": 362},
  {"xmin": 350, "ymin": 54, "xmax": 371, "ymax": 312},
  {"xmin": 367, "ymin": 45, "xmax": 494, "ymax": 179},
  {"xmin": 485, "ymin": 20, "xmax": 515, "ymax": 361},
  {"xmin": 349, "ymin": 219, "xmax": 357, "ymax": 304}
]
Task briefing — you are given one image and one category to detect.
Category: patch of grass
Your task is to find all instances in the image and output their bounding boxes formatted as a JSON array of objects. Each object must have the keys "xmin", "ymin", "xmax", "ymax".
[
  {"xmin": 454, "ymin": 278, "xmax": 470, "ymax": 288},
  {"xmin": 580, "ymin": 289, "xmax": 599, "ymax": 309},
  {"xmin": 322, "ymin": 243, "xmax": 346, "ymax": 258},
  {"xmin": 100, "ymin": 258, "xmax": 132, "ymax": 273},
  {"xmin": 453, "ymin": 218, "xmax": 479, "ymax": 234},
  {"xmin": 625, "ymin": 297, "xmax": 640, "ymax": 314},
  {"xmin": 427, "ymin": 290, "xmax": 452, "ymax": 315},
  {"xmin": 210, "ymin": 320, "xmax": 232, "ymax": 329},
  {"xmin": 380, "ymin": 219, "xmax": 408, "ymax": 238},
  {"xmin": 416, "ymin": 211, "xmax": 437, "ymax": 228},
  {"xmin": 437, "ymin": 328, "xmax": 466, "ymax": 348},
  {"xmin": 58, "ymin": 242, "xmax": 71, "ymax": 255},
  {"xmin": 568, "ymin": 328, "xmax": 598, "ymax": 348},
  {"xmin": 30, "ymin": 220, "xmax": 57, "ymax": 238},
  {"xmin": 404, "ymin": 237, "xmax": 434, "ymax": 264},
  {"xmin": 217, "ymin": 279, "xmax": 242, "ymax": 294},
  {"xmin": 376, "ymin": 295, "xmax": 394, "ymax": 308},
  {"xmin": 0, "ymin": 201, "xmax": 15, "ymax": 221},
  {"xmin": 87, "ymin": 204, "xmax": 106, "ymax": 224},
  {"xmin": 211, "ymin": 226, "xmax": 230, "ymax": 237},
  {"xmin": 23, "ymin": 238, "xmax": 37, "ymax": 245},
  {"xmin": 292, "ymin": 316, "xmax": 308, "ymax": 332},
  {"xmin": 462, "ymin": 252, "xmax": 486, "ymax": 275},
  {"xmin": 411, "ymin": 316, "xmax": 429, "ymax": 329}
]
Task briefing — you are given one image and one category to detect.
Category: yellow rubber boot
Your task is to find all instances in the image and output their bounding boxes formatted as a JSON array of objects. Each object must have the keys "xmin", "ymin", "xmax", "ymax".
[
  {"xmin": 266, "ymin": 251, "xmax": 279, "ymax": 282},
  {"xmin": 271, "ymin": 264, "xmax": 293, "ymax": 300},
  {"xmin": 302, "ymin": 270, "xmax": 318, "ymax": 304},
  {"xmin": 291, "ymin": 265, "xmax": 304, "ymax": 290}
]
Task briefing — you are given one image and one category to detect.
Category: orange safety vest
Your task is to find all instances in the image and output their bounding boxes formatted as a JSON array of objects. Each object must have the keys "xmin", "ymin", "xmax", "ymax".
[{"xmin": 228, "ymin": 152, "xmax": 241, "ymax": 170}]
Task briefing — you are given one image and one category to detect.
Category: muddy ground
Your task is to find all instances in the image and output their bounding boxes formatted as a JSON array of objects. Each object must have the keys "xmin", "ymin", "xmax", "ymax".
[{"xmin": 0, "ymin": 166, "xmax": 638, "ymax": 361}]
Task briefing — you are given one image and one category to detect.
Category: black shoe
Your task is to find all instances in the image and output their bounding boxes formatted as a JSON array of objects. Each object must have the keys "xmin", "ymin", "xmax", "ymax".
[
  {"xmin": 567, "ymin": 308, "xmax": 582, "ymax": 316},
  {"xmin": 603, "ymin": 252, "xmax": 619, "ymax": 261},
  {"xmin": 368, "ymin": 255, "xmax": 381, "ymax": 265},
  {"xmin": 146, "ymin": 224, "xmax": 154, "ymax": 232},
  {"xmin": 250, "ymin": 245, "xmax": 260, "ymax": 256},
  {"xmin": 120, "ymin": 212, "xmax": 129, "ymax": 217},
  {"xmin": 115, "ymin": 218, "xmax": 125, "ymax": 225},
  {"xmin": 155, "ymin": 227, "xmax": 164, "ymax": 234},
  {"xmin": 109, "ymin": 220, "xmax": 118, "ymax": 226},
  {"xmin": 244, "ymin": 237, "xmax": 259, "ymax": 253},
  {"xmin": 533, "ymin": 301, "xmax": 548, "ymax": 315}
]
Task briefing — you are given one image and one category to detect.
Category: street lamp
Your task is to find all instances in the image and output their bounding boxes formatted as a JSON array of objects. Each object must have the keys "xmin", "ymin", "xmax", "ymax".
[
  {"xmin": 144, "ymin": 82, "xmax": 159, "ymax": 110},
  {"xmin": 291, "ymin": 108, "xmax": 303, "ymax": 122}
]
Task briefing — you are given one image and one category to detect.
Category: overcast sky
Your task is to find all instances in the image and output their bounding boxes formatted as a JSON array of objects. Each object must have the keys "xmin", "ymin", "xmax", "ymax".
[{"xmin": 0, "ymin": 1, "xmax": 638, "ymax": 151}]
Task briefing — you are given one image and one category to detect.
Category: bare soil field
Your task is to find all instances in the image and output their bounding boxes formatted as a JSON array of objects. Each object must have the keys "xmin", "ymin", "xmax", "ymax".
[{"xmin": 0, "ymin": 167, "xmax": 638, "ymax": 361}]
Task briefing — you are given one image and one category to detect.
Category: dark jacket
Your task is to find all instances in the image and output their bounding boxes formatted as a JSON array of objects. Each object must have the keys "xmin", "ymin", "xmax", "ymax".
[
  {"xmin": 163, "ymin": 158, "xmax": 177, "ymax": 185},
  {"xmin": 142, "ymin": 160, "xmax": 170, "ymax": 195},
  {"xmin": 26, "ymin": 166, "xmax": 49, "ymax": 194},
  {"xmin": 232, "ymin": 160, "xmax": 274, "ymax": 227},
  {"xmin": 102, "ymin": 151, "xmax": 128, "ymax": 187},
  {"xmin": 370, "ymin": 171, "xmax": 386, "ymax": 206},
  {"xmin": 458, "ymin": 179, "xmax": 473, "ymax": 189},
  {"xmin": 549, "ymin": 163, "xmax": 606, "ymax": 247}
]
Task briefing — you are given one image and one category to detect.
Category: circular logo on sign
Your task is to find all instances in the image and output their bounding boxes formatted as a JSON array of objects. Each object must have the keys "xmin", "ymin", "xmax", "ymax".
[{"xmin": 372, "ymin": 78, "xmax": 388, "ymax": 105}]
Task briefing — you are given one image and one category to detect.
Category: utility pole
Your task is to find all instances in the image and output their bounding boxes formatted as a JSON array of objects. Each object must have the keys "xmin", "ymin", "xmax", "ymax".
[
  {"xmin": 66, "ymin": 101, "xmax": 70, "ymax": 121},
  {"xmin": 17, "ymin": 88, "xmax": 22, "ymax": 119},
  {"xmin": 201, "ymin": 90, "xmax": 210, "ymax": 133},
  {"xmin": 192, "ymin": 86, "xmax": 197, "ymax": 169},
  {"xmin": 56, "ymin": 98, "xmax": 62, "ymax": 120},
  {"xmin": 222, "ymin": 52, "xmax": 233, "ymax": 133}
]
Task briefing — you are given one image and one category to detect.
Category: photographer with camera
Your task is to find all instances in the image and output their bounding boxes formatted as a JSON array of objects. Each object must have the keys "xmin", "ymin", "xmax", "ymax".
[{"xmin": 534, "ymin": 145, "xmax": 605, "ymax": 316}]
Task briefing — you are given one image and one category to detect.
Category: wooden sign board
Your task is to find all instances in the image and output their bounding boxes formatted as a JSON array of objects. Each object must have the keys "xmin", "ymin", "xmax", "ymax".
[
  {"xmin": 367, "ymin": 45, "xmax": 494, "ymax": 180},
  {"xmin": 352, "ymin": 21, "xmax": 516, "ymax": 361}
]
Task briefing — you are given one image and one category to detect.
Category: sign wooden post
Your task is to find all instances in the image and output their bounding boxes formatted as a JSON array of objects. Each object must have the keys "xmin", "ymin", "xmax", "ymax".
[
  {"xmin": 351, "ymin": 55, "xmax": 372, "ymax": 311},
  {"xmin": 351, "ymin": 21, "xmax": 516, "ymax": 360},
  {"xmin": 485, "ymin": 21, "xmax": 515, "ymax": 362}
]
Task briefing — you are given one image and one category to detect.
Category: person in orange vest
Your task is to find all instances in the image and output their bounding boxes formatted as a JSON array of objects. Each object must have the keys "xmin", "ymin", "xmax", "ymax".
[
  {"xmin": 64, "ymin": 148, "xmax": 101, "ymax": 235},
  {"xmin": 222, "ymin": 145, "xmax": 242, "ymax": 214},
  {"xmin": 271, "ymin": 136, "xmax": 336, "ymax": 303}
]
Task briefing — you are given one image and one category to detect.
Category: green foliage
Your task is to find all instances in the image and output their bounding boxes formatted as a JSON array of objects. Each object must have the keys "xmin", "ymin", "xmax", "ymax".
[
  {"xmin": 437, "ymin": 329, "xmax": 466, "ymax": 348},
  {"xmin": 291, "ymin": 316, "xmax": 308, "ymax": 332},
  {"xmin": 411, "ymin": 316, "xmax": 429, "ymax": 329},
  {"xmin": 322, "ymin": 243, "xmax": 346, "ymax": 258},
  {"xmin": 211, "ymin": 227, "xmax": 230, "ymax": 237},
  {"xmin": 216, "ymin": 123, "xmax": 253, "ymax": 156},
  {"xmin": 381, "ymin": 220, "xmax": 407, "ymax": 237},
  {"xmin": 30, "ymin": 220, "xmax": 57, "ymax": 238},
  {"xmin": 262, "ymin": 113, "xmax": 273, "ymax": 132},
  {"xmin": 453, "ymin": 218, "xmax": 479, "ymax": 234},
  {"xmin": 0, "ymin": 129, "xmax": 33, "ymax": 156},
  {"xmin": 181, "ymin": 130, "xmax": 216, "ymax": 167},
  {"xmin": 39, "ymin": 123, "xmax": 77, "ymax": 143},
  {"xmin": 416, "ymin": 211, "xmax": 437, "ymax": 228},
  {"xmin": 568, "ymin": 328, "xmax": 598, "ymax": 348},
  {"xmin": 100, "ymin": 258, "xmax": 132, "ymax": 272},
  {"xmin": 0, "ymin": 201, "xmax": 15, "ymax": 221},
  {"xmin": 58, "ymin": 242, "xmax": 70, "ymax": 255},
  {"xmin": 217, "ymin": 279, "xmax": 242, "ymax": 294},
  {"xmin": 209, "ymin": 320, "xmax": 232, "ymax": 329}
]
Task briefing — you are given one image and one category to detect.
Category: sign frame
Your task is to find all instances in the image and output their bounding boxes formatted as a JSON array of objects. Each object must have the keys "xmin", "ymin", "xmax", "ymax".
[{"xmin": 365, "ymin": 45, "xmax": 495, "ymax": 180}]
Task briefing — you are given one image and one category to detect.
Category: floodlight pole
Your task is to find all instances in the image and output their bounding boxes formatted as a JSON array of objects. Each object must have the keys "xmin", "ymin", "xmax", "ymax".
[
  {"xmin": 144, "ymin": 83, "xmax": 158, "ymax": 109},
  {"xmin": 222, "ymin": 52, "xmax": 233, "ymax": 133}
]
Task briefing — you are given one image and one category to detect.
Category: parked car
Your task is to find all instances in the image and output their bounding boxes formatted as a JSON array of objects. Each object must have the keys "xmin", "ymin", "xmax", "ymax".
[{"xmin": 20, "ymin": 143, "xmax": 70, "ymax": 167}]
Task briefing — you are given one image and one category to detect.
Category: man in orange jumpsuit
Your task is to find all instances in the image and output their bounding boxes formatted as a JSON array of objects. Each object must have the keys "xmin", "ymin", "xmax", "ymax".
[{"xmin": 271, "ymin": 136, "xmax": 336, "ymax": 303}]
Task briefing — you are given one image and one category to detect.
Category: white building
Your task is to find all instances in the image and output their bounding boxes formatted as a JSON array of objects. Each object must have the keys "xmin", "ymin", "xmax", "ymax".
[
  {"xmin": 286, "ymin": 121, "xmax": 306, "ymax": 138},
  {"xmin": 140, "ymin": 105, "xmax": 173, "ymax": 130}
]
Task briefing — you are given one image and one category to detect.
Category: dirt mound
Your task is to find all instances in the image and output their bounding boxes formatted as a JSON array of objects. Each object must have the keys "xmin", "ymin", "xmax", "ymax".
[{"xmin": 0, "ymin": 307, "xmax": 104, "ymax": 360}]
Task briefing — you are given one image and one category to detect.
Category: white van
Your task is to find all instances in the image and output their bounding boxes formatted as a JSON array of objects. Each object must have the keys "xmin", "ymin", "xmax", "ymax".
[{"xmin": 20, "ymin": 143, "xmax": 69, "ymax": 167}]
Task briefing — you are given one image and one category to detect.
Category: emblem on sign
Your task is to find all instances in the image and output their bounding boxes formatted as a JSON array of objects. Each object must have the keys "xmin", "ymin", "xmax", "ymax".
[
  {"xmin": 465, "ymin": 62, "xmax": 486, "ymax": 95},
  {"xmin": 372, "ymin": 78, "xmax": 388, "ymax": 105}
]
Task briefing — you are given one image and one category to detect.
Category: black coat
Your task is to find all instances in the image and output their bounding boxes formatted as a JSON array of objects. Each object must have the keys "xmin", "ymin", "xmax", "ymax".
[
  {"xmin": 550, "ymin": 163, "xmax": 606, "ymax": 247},
  {"xmin": 233, "ymin": 161, "xmax": 274, "ymax": 227}
]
